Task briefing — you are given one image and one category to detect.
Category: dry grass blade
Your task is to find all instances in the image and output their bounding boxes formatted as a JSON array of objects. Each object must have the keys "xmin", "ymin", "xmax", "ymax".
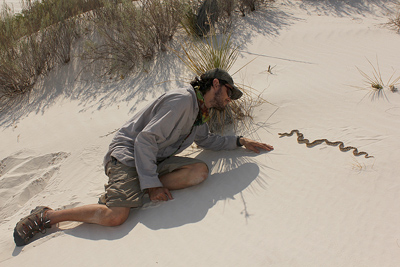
[
  {"xmin": 366, "ymin": 57, "xmax": 384, "ymax": 90},
  {"xmin": 356, "ymin": 57, "xmax": 389, "ymax": 100},
  {"xmin": 356, "ymin": 67, "xmax": 383, "ymax": 90},
  {"xmin": 355, "ymin": 55, "xmax": 400, "ymax": 100}
]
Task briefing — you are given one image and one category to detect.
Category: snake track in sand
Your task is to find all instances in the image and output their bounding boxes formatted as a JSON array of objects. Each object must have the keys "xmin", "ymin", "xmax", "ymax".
[{"xmin": 278, "ymin": 130, "xmax": 373, "ymax": 158}]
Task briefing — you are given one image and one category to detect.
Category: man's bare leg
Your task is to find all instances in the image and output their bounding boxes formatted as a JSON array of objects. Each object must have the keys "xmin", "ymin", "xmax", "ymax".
[
  {"xmin": 46, "ymin": 163, "xmax": 207, "ymax": 226},
  {"xmin": 43, "ymin": 163, "xmax": 207, "ymax": 227},
  {"xmin": 14, "ymin": 162, "xmax": 209, "ymax": 246},
  {"xmin": 46, "ymin": 205, "xmax": 130, "ymax": 227},
  {"xmin": 159, "ymin": 162, "xmax": 209, "ymax": 190}
]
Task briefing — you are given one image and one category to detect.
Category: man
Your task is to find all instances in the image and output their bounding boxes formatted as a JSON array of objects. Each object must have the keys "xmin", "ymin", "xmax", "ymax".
[{"xmin": 13, "ymin": 68, "xmax": 274, "ymax": 246}]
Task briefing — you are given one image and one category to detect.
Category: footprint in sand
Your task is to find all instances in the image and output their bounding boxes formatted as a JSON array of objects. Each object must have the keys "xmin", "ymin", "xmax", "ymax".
[{"xmin": 0, "ymin": 151, "xmax": 70, "ymax": 221}]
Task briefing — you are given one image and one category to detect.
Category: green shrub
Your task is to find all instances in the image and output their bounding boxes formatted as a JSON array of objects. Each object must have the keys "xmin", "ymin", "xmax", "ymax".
[
  {"xmin": 21, "ymin": 0, "xmax": 101, "ymax": 32},
  {"xmin": 83, "ymin": 0, "xmax": 185, "ymax": 76},
  {"xmin": 0, "ymin": 30, "xmax": 51, "ymax": 104},
  {"xmin": 83, "ymin": 0, "xmax": 150, "ymax": 75},
  {"xmin": 143, "ymin": 0, "xmax": 185, "ymax": 51}
]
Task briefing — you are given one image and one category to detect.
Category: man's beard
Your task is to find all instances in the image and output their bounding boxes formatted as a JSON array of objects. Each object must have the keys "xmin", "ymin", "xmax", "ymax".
[{"xmin": 211, "ymin": 87, "xmax": 227, "ymax": 111}]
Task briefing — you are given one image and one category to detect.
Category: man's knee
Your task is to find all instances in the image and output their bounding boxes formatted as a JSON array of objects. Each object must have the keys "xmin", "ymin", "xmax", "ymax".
[
  {"xmin": 189, "ymin": 162, "xmax": 209, "ymax": 185},
  {"xmin": 103, "ymin": 207, "xmax": 130, "ymax": 226}
]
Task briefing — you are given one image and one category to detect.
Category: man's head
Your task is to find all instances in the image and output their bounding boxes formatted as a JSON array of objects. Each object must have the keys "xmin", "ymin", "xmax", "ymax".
[
  {"xmin": 190, "ymin": 68, "xmax": 243, "ymax": 101},
  {"xmin": 201, "ymin": 68, "xmax": 242, "ymax": 100}
]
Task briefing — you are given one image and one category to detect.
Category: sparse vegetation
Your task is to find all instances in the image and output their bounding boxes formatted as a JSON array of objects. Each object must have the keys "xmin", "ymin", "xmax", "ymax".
[
  {"xmin": 172, "ymin": 24, "xmax": 240, "ymax": 76},
  {"xmin": 356, "ymin": 57, "xmax": 400, "ymax": 100},
  {"xmin": 238, "ymin": 0, "xmax": 273, "ymax": 17},
  {"xmin": 82, "ymin": 0, "xmax": 185, "ymax": 76},
  {"xmin": 238, "ymin": 0, "xmax": 257, "ymax": 16},
  {"xmin": 82, "ymin": 0, "xmax": 152, "ymax": 76},
  {"xmin": 387, "ymin": 7, "xmax": 400, "ymax": 33},
  {"xmin": 182, "ymin": 0, "xmax": 271, "ymax": 37},
  {"xmin": 0, "ymin": 0, "xmax": 85, "ymax": 106},
  {"xmin": 1, "ymin": 0, "xmax": 272, "ymax": 129},
  {"xmin": 17, "ymin": 0, "xmax": 102, "ymax": 38},
  {"xmin": 218, "ymin": 0, "xmax": 235, "ymax": 17}
]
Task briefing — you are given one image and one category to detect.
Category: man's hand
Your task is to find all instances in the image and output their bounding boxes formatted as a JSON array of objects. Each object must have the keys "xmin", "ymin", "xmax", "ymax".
[
  {"xmin": 239, "ymin": 137, "xmax": 274, "ymax": 153},
  {"xmin": 148, "ymin": 187, "xmax": 173, "ymax": 202}
]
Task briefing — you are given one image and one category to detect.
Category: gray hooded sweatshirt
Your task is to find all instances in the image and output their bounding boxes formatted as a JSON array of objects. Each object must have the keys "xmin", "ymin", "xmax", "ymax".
[{"xmin": 104, "ymin": 85, "xmax": 237, "ymax": 190}]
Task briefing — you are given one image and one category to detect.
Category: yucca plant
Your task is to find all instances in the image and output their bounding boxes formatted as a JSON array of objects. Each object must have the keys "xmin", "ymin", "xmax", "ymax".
[
  {"xmin": 174, "ymin": 20, "xmax": 239, "ymax": 75},
  {"xmin": 171, "ymin": 24, "xmax": 265, "ymax": 133}
]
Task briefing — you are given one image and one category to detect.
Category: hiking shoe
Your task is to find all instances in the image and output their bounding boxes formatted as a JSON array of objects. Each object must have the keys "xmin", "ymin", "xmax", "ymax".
[{"xmin": 13, "ymin": 206, "xmax": 52, "ymax": 246}]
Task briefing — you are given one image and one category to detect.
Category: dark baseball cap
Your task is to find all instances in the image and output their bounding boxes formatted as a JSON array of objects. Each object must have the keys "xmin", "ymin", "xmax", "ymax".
[{"xmin": 201, "ymin": 68, "xmax": 243, "ymax": 100}]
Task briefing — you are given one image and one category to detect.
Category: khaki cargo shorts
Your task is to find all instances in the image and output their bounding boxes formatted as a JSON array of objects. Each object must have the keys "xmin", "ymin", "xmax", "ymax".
[{"xmin": 99, "ymin": 156, "xmax": 206, "ymax": 208}]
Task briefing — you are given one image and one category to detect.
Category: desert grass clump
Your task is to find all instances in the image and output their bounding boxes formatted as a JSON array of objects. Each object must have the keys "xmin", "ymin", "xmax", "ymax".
[
  {"xmin": 218, "ymin": 0, "xmax": 235, "ymax": 18},
  {"xmin": 386, "ymin": 8, "xmax": 400, "ymax": 33},
  {"xmin": 18, "ymin": 0, "xmax": 102, "ymax": 38},
  {"xmin": 0, "ymin": 5, "xmax": 47, "ymax": 104},
  {"xmin": 181, "ymin": 7, "xmax": 199, "ymax": 37},
  {"xmin": 143, "ymin": 0, "xmax": 186, "ymax": 51},
  {"xmin": 82, "ymin": 1, "xmax": 145, "ymax": 75},
  {"xmin": 0, "ymin": 25, "xmax": 76, "ymax": 105},
  {"xmin": 83, "ymin": 0, "xmax": 184, "ymax": 76},
  {"xmin": 181, "ymin": 0, "xmax": 234, "ymax": 37},
  {"xmin": 173, "ymin": 24, "xmax": 240, "ymax": 76},
  {"xmin": 238, "ymin": 0, "xmax": 257, "ymax": 16},
  {"xmin": 238, "ymin": 0, "xmax": 273, "ymax": 16},
  {"xmin": 0, "ymin": 0, "xmax": 82, "ymax": 106},
  {"xmin": 196, "ymin": 0, "xmax": 220, "ymax": 36},
  {"xmin": 356, "ymin": 57, "xmax": 400, "ymax": 100}
]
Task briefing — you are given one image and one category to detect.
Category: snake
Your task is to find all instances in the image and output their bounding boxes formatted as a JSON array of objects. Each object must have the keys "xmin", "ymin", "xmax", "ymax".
[{"xmin": 278, "ymin": 130, "xmax": 373, "ymax": 158}]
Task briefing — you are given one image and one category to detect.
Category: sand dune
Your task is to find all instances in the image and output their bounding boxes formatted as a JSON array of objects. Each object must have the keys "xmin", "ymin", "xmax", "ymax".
[{"xmin": 1, "ymin": 0, "xmax": 400, "ymax": 266}]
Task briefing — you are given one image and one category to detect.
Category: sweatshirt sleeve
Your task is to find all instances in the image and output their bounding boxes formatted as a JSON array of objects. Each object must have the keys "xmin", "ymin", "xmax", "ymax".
[
  {"xmin": 134, "ymin": 99, "xmax": 188, "ymax": 190},
  {"xmin": 194, "ymin": 123, "xmax": 237, "ymax": 150}
]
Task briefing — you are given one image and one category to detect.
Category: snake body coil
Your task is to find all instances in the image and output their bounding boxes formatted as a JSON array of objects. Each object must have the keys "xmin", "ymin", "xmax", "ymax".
[{"xmin": 278, "ymin": 130, "xmax": 373, "ymax": 158}]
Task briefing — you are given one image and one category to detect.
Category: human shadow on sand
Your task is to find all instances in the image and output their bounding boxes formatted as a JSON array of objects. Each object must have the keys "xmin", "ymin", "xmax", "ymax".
[
  {"xmin": 64, "ymin": 149, "xmax": 270, "ymax": 241},
  {"xmin": 138, "ymin": 161, "xmax": 262, "ymax": 230}
]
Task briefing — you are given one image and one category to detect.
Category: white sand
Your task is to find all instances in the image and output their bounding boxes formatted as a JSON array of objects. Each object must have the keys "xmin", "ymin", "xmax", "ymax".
[
  {"xmin": 1, "ymin": 0, "xmax": 400, "ymax": 266},
  {"xmin": 2, "ymin": 0, "xmax": 22, "ymax": 12}
]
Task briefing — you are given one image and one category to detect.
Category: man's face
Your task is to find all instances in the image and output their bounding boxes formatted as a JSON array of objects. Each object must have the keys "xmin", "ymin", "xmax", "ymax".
[{"xmin": 211, "ymin": 84, "xmax": 233, "ymax": 111}]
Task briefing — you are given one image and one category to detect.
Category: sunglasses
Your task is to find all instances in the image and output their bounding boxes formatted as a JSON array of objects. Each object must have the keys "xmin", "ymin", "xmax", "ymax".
[{"xmin": 224, "ymin": 84, "xmax": 233, "ymax": 99}]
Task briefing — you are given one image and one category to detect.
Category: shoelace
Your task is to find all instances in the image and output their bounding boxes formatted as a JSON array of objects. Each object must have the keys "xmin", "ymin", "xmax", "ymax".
[{"xmin": 21, "ymin": 211, "xmax": 50, "ymax": 236}]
